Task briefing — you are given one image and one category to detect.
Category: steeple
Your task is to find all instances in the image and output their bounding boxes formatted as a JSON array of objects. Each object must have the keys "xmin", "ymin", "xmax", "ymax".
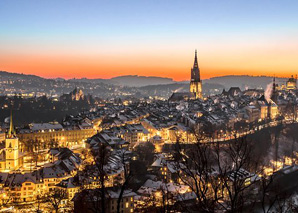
[
  {"xmin": 5, "ymin": 109, "xmax": 19, "ymax": 171},
  {"xmin": 7, "ymin": 110, "xmax": 15, "ymax": 138},
  {"xmin": 273, "ymin": 76, "xmax": 276, "ymax": 92},
  {"xmin": 191, "ymin": 50, "xmax": 200, "ymax": 82},
  {"xmin": 193, "ymin": 49, "xmax": 198, "ymax": 69},
  {"xmin": 271, "ymin": 76, "xmax": 278, "ymax": 103},
  {"xmin": 190, "ymin": 49, "xmax": 203, "ymax": 99}
]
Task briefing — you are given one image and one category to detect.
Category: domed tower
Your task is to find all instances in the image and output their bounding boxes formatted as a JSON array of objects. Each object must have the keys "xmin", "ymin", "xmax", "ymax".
[
  {"xmin": 286, "ymin": 75, "xmax": 297, "ymax": 91},
  {"xmin": 190, "ymin": 50, "xmax": 203, "ymax": 99}
]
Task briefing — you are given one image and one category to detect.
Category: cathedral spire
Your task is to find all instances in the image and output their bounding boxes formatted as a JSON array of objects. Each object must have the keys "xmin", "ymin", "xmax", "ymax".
[
  {"xmin": 193, "ymin": 49, "xmax": 198, "ymax": 69},
  {"xmin": 8, "ymin": 109, "xmax": 15, "ymax": 138},
  {"xmin": 191, "ymin": 49, "xmax": 200, "ymax": 82}
]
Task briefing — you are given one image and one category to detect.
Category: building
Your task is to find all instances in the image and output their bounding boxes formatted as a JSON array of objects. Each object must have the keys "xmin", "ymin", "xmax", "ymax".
[
  {"xmin": 56, "ymin": 177, "xmax": 80, "ymax": 200},
  {"xmin": 151, "ymin": 155, "xmax": 181, "ymax": 182},
  {"xmin": 73, "ymin": 188, "xmax": 136, "ymax": 213},
  {"xmin": 245, "ymin": 106, "xmax": 260, "ymax": 123},
  {"xmin": 270, "ymin": 77, "xmax": 279, "ymax": 119},
  {"xmin": 168, "ymin": 92, "xmax": 196, "ymax": 102},
  {"xmin": 269, "ymin": 101, "xmax": 278, "ymax": 119},
  {"xmin": 169, "ymin": 50, "xmax": 203, "ymax": 101},
  {"xmin": 18, "ymin": 122, "xmax": 96, "ymax": 148},
  {"xmin": 286, "ymin": 75, "xmax": 297, "ymax": 91},
  {"xmin": 221, "ymin": 168, "xmax": 260, "ymax": 200},
  {"xmin": 190, "ymin": 50, "xmax": 203, "ymax": 99},
  {"xmin": 257, "ymin": 98, "xmax": 269, "ymax": 120},
  {"xmin": 0, "ymin": 148, "xmax": 82, "ymax": 204},
  {"xmin": 0, "ymin": 111, "xmax": 23, "ymax": 172},
  {"xmin": 60, "ymin": 87, "xmax": 85, "ymax": 101}
]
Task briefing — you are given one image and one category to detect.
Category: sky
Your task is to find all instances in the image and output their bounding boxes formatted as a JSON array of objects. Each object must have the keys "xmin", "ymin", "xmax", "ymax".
[{"xmin": 1, "ymin": 0, "xmax": 298, "ymax": 81}]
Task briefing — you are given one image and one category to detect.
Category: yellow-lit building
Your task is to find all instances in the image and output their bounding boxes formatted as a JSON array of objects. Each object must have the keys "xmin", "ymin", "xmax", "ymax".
[
  {"xmin": 5, "ymin": 136, "xmax": 20, "ymax": 171},
  {"xmin": 18, "ymin": 127, "xmax": 96, "ymax": 148},
  {"xmin": 286, "ymin": 75, "xmax": 297, "ymax": 90},
  {"xmin": 0, "ymin": 147, "xmax": 81, "ymax": 204},
  {"xmin": 0, "ymin": 172, "xmax": 72, "ymax": 203},
  {"xmin": 269, "ymin": 102, "xmax": 279, "ymax": 119},
  {"xmin": 0, "ymin": 112, "xmax": 23, "ymax": 172},
  {"xmin": 56, "ymin": 178, "xmax": 80, "ymax": 200},
  {"xmin": 108, "ymin": 191, "xmax": 135, "ymax": 213},
  {"xmin": 168, "ymin": 125, "xmax": 196, "ymax": 143},
  {"xmin": 260, "ymin": 105, "xmax": 268, "ymax": 120}
]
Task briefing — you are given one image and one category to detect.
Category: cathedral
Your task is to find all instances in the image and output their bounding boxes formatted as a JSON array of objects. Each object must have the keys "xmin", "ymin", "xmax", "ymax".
[
  {"xmin": 190, "ymin": 50, "xmax": 203, "ymax": 99},
  {"xmin": 169, "ymin": 50, "xmax": 203, "ymax": 101}
]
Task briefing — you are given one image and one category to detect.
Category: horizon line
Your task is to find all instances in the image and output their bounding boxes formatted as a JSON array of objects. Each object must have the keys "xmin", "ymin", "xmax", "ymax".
[{"xmin": 0, "ymin": 70, "xmax": 293, "ymax": 81}]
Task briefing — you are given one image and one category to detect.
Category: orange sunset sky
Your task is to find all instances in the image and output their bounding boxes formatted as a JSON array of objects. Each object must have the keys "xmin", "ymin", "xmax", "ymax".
[{"xmin": 1, "ymin": 1, "xmax": 298, "ymax": 81}]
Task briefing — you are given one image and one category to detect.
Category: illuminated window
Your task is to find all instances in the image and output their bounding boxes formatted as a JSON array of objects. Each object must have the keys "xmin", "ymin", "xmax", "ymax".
[{"xmin": 126, "ymin": 202, "xmax": 129, "ymax": 208}]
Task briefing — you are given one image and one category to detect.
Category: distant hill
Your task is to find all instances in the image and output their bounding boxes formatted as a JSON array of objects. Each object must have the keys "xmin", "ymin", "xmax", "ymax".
[
  {"xmin": 1, "ymin": 71, "xmax": 290, "ymax": 89},
  {"xmin": 204, "ymin": 75, "xmax": 289, "ymax": 90},
  {"xmin": 0, "ymin": 71, "xmax": 293, "ymax": 98},
  {"xmin": 111, "ymin": 75, "xmax": 174, "ymax": 87},
  {"xmin": 65, "ymin": 75, "xmax": 174, "ymax": 86},
  {"xmin": 0, "ymin": 70, "xmax": 43, "ymax": 80},
  {"xmin": 0, "ymin": 70, "xmax": 118, "ymax": 98},
  {"xmin": 67, "ymin": 77, "xmax": 116, "ymax": 85}
]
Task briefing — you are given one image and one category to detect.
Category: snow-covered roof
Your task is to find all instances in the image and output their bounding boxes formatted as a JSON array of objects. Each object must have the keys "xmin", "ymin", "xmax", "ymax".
[{"xmin": 29, "ymin": 123, "xmax": 63, "ymax": 131}]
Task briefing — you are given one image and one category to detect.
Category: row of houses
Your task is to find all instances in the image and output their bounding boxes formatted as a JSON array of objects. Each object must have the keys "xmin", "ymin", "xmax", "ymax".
[{"xmin": 0, "ymin": 148, "xmax": 81, "ymax": 205}]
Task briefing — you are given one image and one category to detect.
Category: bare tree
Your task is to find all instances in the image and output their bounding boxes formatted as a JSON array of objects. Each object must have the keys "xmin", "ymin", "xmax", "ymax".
[
  {"xmin": 269, "ymin": 123, "xmax": 283, "ymax": 170},
  {"xmin": 116, "ymin": 149, "xmax": 133, "ymax": 213},
  {"xmin": 174, "ymin": 122, "xmax": 265, "ymax": 213},
  {"xmin": 74, "ymin": 188, "xmax": 104, "ymax": 213},
  {"xmin": 173, "ymin": 125, "xmax": 219, "ymax": 212},
  {"xmin": 34, "ymin": 193, "xmax": 44, "ymax": 213},
  {"xmin": 91, "ymin": 142, "xmax": 111, "ymax": 213},
  {"xmin": 48, "ymin": 138, "xmax": 59, "ymax": 149},
  {"xmin": 284, "ymin": 123, "xmax": 298, "ymax": 165},
  {"xmin": 259, "ymin": 169, "xmax": 297, "ymax": 213},
  {"xmin": 0, "ymin": 191, "xmax": 12, "ymax": 209},
  {"xmin": 215, "ymin": 135, "xmax": 261, "ymax": 212},
  {"xmin": 134, "ymin": 183, "xmax": 174, "ymax": 213},
  {"xmin": 45, "ymin": 188, "xmax": 67, "ymax": 213},
  {"xmin": 79, "ymin": 143, "xmax": 135, "ymax": 213},
  {"xmin": 160, "ymin": 182, "xmax": 176, "ymax": 213}
]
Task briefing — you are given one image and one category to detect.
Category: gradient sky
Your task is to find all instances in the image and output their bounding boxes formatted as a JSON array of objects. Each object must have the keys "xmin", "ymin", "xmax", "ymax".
[{"xmin": 1, "ymin": 0, "xmax": 298, "ymax": 81}]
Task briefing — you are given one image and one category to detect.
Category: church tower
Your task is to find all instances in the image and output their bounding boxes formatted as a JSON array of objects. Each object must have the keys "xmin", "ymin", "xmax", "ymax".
[
  {"xmin": 271, "ymin": 76, "xmax": 278, "ymax": 103},
  {"xmin": 5, "ymin": 110, "xmax": 19, "ymax": 171},
  {"xmin": 190, "ymin": 50, "xmax": 203, "ymax": 99}
]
